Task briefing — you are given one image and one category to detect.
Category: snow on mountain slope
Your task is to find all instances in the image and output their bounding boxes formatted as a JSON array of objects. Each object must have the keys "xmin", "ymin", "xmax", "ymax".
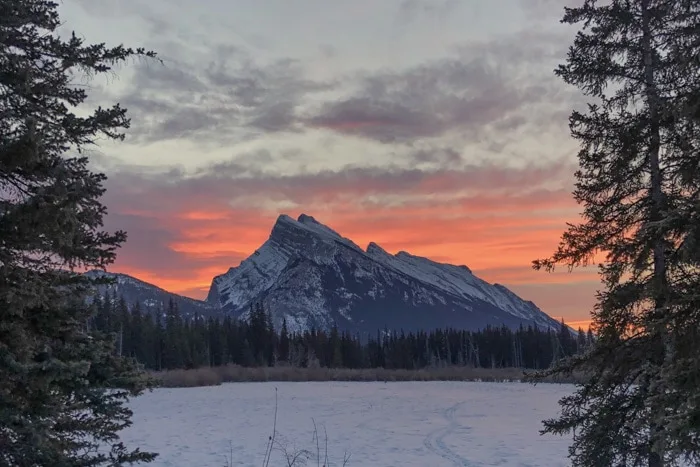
[
  {"xmin": 86, "ymin": 270, "xmax": 218, "ymax": 317},
  {"xmin": 365, "ymin": 245, "xmax": 556, "ymax": 329},
  {"xmin": 206, "ymin": 214, "xmax": 364, "ymax": 313},
  {"xmin": 207, "ymin": 214, "xmax": 563, "ymax": 333}
]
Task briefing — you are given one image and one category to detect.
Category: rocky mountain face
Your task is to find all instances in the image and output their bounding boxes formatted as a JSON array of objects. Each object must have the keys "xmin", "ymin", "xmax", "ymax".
[
  {"xmin": 87, "ymin": 271, "xmax": 218, "ymax": 318},
  {"xmin": 205, "ymin": 214, "xmax": 563, "ymax": 334}
]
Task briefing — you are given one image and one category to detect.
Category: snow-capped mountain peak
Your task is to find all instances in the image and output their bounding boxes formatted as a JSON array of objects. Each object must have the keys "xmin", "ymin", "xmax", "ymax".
[
  {"xmin": 270, "ymin": 214, "xmax": 363, "ymax": 253},
  {"xmin": 366, "ymin": 241, "xmax": 388, "ymax": 256},
  {"xmin": 207, "ymin": 214, "xmax": 562, "ymax": 334}
]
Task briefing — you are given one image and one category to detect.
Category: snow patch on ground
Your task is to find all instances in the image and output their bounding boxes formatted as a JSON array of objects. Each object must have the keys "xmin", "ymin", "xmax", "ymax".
[{"xmin": 120, "ymin": 381, "xmax": 573, "ymax": 466}]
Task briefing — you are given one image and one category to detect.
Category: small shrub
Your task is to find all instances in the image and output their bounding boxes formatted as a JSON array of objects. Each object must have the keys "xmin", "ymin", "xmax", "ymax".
[
  {"xmin": 157, "ymin": 367, "xmax": 222, "ymax": 388},
  {"xmin": 152, "ymin": 364, "xmax": 589, "ymax": 388}
]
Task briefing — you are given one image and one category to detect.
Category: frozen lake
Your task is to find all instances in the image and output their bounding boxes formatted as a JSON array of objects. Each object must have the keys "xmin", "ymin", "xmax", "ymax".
[{"xmin": 120, "ymin": 381, "xmax": 574, "ymax": 466}]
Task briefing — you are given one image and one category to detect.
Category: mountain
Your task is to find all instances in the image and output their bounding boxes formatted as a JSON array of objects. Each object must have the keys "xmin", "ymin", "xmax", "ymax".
[
  {"xmin": 206, "ymin": 213, "xmax": 563, "ymax": 334},
  {"xmin": 86, "ymin": 271, "xmax": 218, "ymax": 318}
]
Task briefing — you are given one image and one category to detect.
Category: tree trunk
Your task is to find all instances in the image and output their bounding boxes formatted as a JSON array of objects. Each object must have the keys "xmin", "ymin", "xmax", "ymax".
[{"xmin": 641, "ymin": 1, "xmax": 668, "ymax": 465}]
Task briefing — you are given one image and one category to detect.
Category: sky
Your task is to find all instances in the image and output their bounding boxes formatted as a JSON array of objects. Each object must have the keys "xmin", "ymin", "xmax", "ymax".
[{"xmin": 59, "ymin": 0, "xmax": 596, "ymax": 329}]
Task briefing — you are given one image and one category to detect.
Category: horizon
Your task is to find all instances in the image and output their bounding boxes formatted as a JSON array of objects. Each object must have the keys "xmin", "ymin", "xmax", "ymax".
[{"xmin": 60, "ymin": 0, "xmax": 595, "ymax": 330}]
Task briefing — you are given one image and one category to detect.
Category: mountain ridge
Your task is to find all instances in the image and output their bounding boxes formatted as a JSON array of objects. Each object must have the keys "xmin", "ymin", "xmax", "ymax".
[
  {"xmin": 205, "ymin": 213, "xmax": 563, "ymax": 333},
  {"xmin": 92, "ymin": 213, "xmax": 565, "ymax": 334},
  {"xmin": 86, "ymin": 270, "xmax": 217, "ymax": 318}
]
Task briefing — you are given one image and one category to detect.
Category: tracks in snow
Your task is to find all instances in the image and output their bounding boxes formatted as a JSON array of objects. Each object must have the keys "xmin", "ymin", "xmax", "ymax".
[{"xmin": 422, "ymin": 402, "xmax": 474, "ymax": 466}]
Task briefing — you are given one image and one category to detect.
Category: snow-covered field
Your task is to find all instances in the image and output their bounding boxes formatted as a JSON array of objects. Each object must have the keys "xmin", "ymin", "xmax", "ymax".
[{"xmin": 121, "ymin": 381, "xmax": 574, "ymax": 466}]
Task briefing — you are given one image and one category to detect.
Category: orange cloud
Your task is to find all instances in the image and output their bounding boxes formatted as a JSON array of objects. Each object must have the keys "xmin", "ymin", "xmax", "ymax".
[
  {"xmin": 566, "ymin": 320, "xmax": 594, "ymax": 331},
  {"xmin": 102, "ymin": 162, "xmax": 599, "ymax": 324}
]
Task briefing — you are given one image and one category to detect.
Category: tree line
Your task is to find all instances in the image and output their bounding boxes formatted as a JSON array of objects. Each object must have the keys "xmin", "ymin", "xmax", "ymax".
[{"xmin": 91, "ymin": 293, "xmax": 593, "ymax": 372}]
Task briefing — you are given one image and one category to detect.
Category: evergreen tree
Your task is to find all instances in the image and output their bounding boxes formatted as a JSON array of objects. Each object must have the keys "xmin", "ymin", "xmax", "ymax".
[
  {"xmin": 575, "ymin": 327, "xmax": 587, "ymax": 353},
  {"xmin": 330, "ymin": 324, "xmax": 343, "ymax": 368},
  {"xmin": 0, "ymin": 1, "xmax": 159, "ymax": 464},
  {"xmin": 279, "ymin": 318, "xmax": 290, "ymax": 363},
  {"xmin": 163, "ymin": 298, "xmax": 186, "ymax": 369},
  {"xmin": 130, "ymin": 301, "xmax": 146, "ymax": 363},
  {"xmin": 586, "ymin": 328, "xmax": 595, "ymax": 347},
  {"xmin": 532, "ymin": 1, "xmax": 700, "ymax": 465},
  {"xmin": 115, "ymin": 296, "xmax": 129, "ymax": 357}
]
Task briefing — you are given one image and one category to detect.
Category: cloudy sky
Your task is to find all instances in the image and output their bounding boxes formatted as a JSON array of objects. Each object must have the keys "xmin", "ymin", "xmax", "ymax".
[{"xmin": 59, "ymin": 0, "xmax": 595, "ymax": 328}]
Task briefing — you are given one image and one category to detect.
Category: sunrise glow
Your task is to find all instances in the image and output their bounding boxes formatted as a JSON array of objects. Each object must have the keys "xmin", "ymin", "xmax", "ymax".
[{"xmin": 59, "ymin": 0, "xmax": 601, "ymax": 328}]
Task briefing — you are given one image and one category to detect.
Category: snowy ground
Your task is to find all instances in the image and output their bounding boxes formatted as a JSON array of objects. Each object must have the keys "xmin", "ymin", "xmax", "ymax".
[{"xmin": 120, "ymin": 381, "xmax": 574, "ymax": 466}]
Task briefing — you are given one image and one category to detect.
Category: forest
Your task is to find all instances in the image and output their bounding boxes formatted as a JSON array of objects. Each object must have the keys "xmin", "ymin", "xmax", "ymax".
[{"xmin": 91, "ymin": 292, "xmax": 593, "ymax": 372}]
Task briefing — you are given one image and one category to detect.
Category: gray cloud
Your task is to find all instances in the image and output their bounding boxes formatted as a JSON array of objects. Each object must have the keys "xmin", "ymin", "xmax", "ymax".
[
  {"xmin": 103, "ymin": 157, "xmax": 576, "ymax": 216},
  {"xmin": 453, "ymin": 29, "xmax": 570, "ymax": 66},
  {"xmin": 305, "ymin": 55, "xmax": 554, "ymax": 143},
  {"xmin": 408, "ymin": 147, "xmax": 462, "ymax": 166},
  {"xmin": 71, "ymin": 0, "xmax": 178, "ymax": 38},
  {"xmin": 300, "ymin": 27, "xmax": 586, "ymax": 145},
  {"xmin": 519, "ymin": 0, "xmax": 586, "ymax": 20},
  {"xmin": 196, "ymin": 149, "xmax": 274, "ymax": 178},
  {"xmin": 397, "ymin": 0, "xmax": 459, "ymax": 22},
  {"xmin": 113, "ymin": 47, "xmax": 334, "ymax": 144},
  {"xmin": 91, "ymin": 14, "xmax": 581, "ymax": 151}
]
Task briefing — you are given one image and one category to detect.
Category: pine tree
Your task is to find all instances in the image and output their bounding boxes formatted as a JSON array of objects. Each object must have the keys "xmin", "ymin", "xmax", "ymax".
[
  {"xmin": 279, "ymin": 318, "xmax": 290, "ymax": 363},
  {"xmin": 586, "ymin": 328, "xmax": 595, "ymax": 347},
  {"xmin": 532, "ymin": 1, "xmax": 700, "ymax": 465},
  {"xmin": 330, "ymin": 324, "xmax": 343, "ymax": 368},
  {"xmin": 130, "ymin": 302, "xmax": 146, "ymax": 363},
  {"xmin": 575, "ymin": 327, "xmax": 587, "ymax": 353},
  {"xmin": 163, "ymin": 298, "xmax": 185, "ymax": 369},
  {"xmin": 0, "ymin": 0, "xmax": 158, "ymax": 464}
]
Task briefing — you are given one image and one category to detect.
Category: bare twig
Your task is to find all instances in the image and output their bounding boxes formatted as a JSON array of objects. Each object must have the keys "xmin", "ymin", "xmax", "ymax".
[
  {"xmin": 284, "ymin": 448, "xmax": 310, "ymax": 467},
  {"xmin": 276, "ymin": 439, "xmax": 311, "ymax": 467},
  {"xmin": 263, "ymin": 387, "xmax": 278, "ymax": 467},
  {"xmin": 222, "ymin": 440, "xmax": 234, "ymax": 467},
  {"xmin": 312, "ymin": 418, "xmax": 320, "ymax": 467},
  {"xmin": 271, "ymin": 434, "xmax": 312, "ymax": 467}
]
